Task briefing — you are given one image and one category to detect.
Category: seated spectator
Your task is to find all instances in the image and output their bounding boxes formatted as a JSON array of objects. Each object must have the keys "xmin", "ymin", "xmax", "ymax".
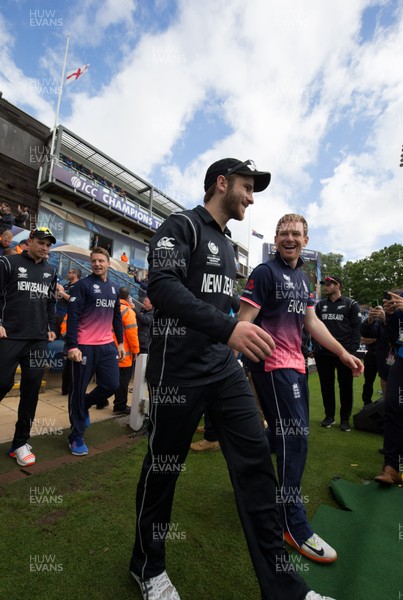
[
  {"xmin": 14, "ymin": 205, "xmax": 29, "ymax": 229},
  {"xmin": 0, "ymin": 205, "xmax": 14, "ymax": 230},
  {"xmin": 0, "ymin": 230, "xmax": 13, "ymax": 256},
  {"xmin": 120, "ymin": 252, "xmax": 129, "ymax": 263},
  {"xmin": 15, "ymin": 239, "xmax": 29, "ymax": 254},
  {"xmin": 64, "ymin": 156, "xmax": 75, "ymax": 169}
]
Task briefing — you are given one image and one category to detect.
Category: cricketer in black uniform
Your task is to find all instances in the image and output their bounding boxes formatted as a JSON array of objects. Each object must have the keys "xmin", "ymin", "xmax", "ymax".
[
  {"xmin": 0, "ymin": 228, "xmax": 57, "ymax": 466},
  {"xmin": 313, "ymin": 275, "xmax": 361, "ymax": 430},
  {"xmin": 130, "ymin": 159, "xmax": 316, "ymax": 600}
]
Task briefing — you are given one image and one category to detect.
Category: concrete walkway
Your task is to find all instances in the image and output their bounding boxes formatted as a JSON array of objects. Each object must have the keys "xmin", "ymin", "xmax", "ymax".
[{"xmin": 0, "ymin": 371, "xmax": 116, "ymax": 444}]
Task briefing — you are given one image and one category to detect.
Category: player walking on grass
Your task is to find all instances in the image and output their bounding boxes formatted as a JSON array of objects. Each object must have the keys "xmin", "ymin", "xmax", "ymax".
[
  {"xmin": 239, "ymin": 213, "xmax": 363, "ymax": 565},
  {"xmin": 130, "ymin": 159, "xmax": 336, "ymax": 600}
]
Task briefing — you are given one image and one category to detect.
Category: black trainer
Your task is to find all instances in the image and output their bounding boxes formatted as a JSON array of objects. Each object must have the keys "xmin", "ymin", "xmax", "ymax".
[
  {"xmin": 320, "ymin": 417, "xmax": 335, "ymax": 428},
  {"xmin": 339, "ymin": 420, "xmax": 351, "ymax": 432},
  {"xmin": 95, "ymin": 400, "xmax": 109, "ymax": 410},
  {"xmin": 113, "ymin": 405, "xmax": 131, "ymax": 415}
]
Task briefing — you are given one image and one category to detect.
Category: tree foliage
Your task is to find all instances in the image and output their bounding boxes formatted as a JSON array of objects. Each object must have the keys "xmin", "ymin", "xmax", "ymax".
[
  {"xmin": 319, "ymin": 252, "xmax": 344, "ymax": 279},
  {"xmin": 343, "ymin": 244, "xmax": 403, "ymax": 304}
]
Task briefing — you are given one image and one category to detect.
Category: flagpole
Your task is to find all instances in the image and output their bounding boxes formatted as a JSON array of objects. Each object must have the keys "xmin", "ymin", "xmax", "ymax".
[{"xmin": 49, "ymin": 34, "xmax": 70, "ymax": 162}]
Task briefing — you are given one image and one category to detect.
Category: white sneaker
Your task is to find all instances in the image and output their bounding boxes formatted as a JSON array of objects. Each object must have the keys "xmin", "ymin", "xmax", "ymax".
[
  {"xmin": 12, "ymin": 444, "xmax": 36, "ymax": 467},
  {"xmin": 301, "ymin": 533, "xmax": 337, "ymax": 563},
  {"xmin": 305, "ymin": 592, "xmax": 336, "ymax": 600},
  {"xmin": 131, "ymin": 570, "xmax": 180, "ymax": 600},
  {"xmin": 285, "ymin": 531, "xmax": 337, "ymax": 563}
]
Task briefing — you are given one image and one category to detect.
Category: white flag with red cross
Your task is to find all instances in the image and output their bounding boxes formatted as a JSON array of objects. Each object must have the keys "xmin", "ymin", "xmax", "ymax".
[{"xmin": 65, "ymin": 64, "xmax": 89, "ymax": 85}]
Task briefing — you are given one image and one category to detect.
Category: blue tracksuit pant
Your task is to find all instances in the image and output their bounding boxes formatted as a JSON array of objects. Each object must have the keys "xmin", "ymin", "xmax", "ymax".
[
  {"xmin": 252, "ymin": 368, "xmax": 313, "ymax": 546},
  {"xmin": 68, "ymin": 342, "xmax": 119, "ymax": 443}
]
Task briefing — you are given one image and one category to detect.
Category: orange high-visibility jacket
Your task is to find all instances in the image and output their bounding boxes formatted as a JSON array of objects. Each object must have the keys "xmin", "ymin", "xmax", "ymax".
[
  {"xmin": 113, "ymin": 299, "xmax": 140, "ymax": 367},
  {"xmin": 60, "ymin": 313, "xmax": 68, "ymax": 337}
]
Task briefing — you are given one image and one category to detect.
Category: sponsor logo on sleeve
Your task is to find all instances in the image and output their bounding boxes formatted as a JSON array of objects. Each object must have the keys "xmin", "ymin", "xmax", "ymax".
[{"xmin": 156, "ymin": 237, "xmax": 175, "ymax": 250}]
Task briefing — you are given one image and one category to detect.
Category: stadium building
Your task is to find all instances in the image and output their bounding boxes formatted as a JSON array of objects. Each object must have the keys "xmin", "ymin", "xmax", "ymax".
[{"xmin": 0, "ymin": 95, "xmax": 249, "ymax": 297}]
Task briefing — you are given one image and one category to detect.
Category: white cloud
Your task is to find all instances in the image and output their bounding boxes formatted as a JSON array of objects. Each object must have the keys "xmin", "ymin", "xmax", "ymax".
[
  {"xmin": 67, "ymin": 0, "xmax": 137, "ymax": 47},
  {"xmin": 1, "ymin": 0, "xmax": 402, "ymax": 265},
  {"xmin": 0, "ymin": 13, "xmax": 54, "ymax": 124}
]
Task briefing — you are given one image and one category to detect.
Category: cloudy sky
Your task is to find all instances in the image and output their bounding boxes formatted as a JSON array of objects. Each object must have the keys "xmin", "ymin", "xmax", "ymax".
[{"xmin": 0, "ymin": 0, "xmax": 402, "ymax": 267}]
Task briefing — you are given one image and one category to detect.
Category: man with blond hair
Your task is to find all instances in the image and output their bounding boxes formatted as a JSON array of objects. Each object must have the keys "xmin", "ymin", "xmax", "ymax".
[
  {"xmin": 239, "ymin": 213, "xmax": 363, "ymax": 565},
  {"xmin": 66, "ymin": 247, "xmax": 124, "ymax": 455}
]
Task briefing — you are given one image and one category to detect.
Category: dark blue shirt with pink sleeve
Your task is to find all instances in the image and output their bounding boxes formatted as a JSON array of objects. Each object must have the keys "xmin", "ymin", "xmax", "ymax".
[
  {"xmin": 65, "ymin": 273, "xmax": 123, "ymax": 349},
  {"xmin": 241, "ymin": 252, "xmax": 314, "ymax": 374}
]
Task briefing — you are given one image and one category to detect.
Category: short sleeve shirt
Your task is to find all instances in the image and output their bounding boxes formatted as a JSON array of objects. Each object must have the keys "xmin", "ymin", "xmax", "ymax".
[{"xmin": 241, "ymin": 252, "xmax": 313, "ymax": 373}]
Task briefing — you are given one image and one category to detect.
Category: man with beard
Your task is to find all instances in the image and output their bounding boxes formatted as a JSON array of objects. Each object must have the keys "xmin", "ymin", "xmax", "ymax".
[
  {"xmin": 129, "ymin": 159, "xmax": 334, "ymax": 600},
  {"xmin": 314, "ymin": 275, "xmax": 362, "ymax": 431}
]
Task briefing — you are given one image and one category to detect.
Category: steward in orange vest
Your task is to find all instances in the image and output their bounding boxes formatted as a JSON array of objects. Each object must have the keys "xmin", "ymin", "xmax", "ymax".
[
  {"xmin": 111, "ymin": 288, "xmax": 139, "ymax": 414},
  {"xmin": 113, "ymin": 296, "xmax": 140, "ymax": 367}
]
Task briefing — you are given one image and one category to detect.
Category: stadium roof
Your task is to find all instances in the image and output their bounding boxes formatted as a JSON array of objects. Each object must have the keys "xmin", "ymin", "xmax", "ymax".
[{"xmin": 55, "ymin": 125, "xmax": 184, "ymax": 218}]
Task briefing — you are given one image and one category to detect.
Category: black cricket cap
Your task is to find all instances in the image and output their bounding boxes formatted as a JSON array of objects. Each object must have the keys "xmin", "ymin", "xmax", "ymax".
[
  {"xmin": 320, "ymin": 275, "xmax": 342, "ymax": 286},
  {"xmin": 29, "ymin": 227, "xmax": 56, "ymax": 244},
  {"xmin": 204, "ymin": 158, "xmax": 271, "ymax": 192}
]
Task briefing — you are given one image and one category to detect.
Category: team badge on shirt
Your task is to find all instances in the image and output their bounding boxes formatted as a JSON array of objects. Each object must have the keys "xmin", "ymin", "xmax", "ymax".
[{"xmin": 206, "ymin": 241, "xmax": 221, "ymax": 267}]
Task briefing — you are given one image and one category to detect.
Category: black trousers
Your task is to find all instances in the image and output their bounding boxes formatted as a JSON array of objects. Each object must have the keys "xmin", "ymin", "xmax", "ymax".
[
  {"xmin": 130, "ymin": 367, "xmax": 309, "ymax": 600},
  {"xmin": 0, "ymin": 338, "xmax": 48, "ymax": 449},
  {"xmin": 314, "ymin": 353, "xmax": 354, "ymax": 421},
  {"xmin": 383, "ymin": 356, "xmax": 403, "ymax": 473},
  {"xmin": 362, "ymin": 350, "xmax": 378, "ymax": 405},
  {"xmin": 114, "ymin": 366, "xmax": 132, "ymax": 409}
]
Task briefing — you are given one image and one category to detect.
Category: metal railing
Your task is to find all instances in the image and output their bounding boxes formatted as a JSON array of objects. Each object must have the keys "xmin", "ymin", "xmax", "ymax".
[{"xmin": 50, "ymin": 250, "xmax": 144, "ymax": 302}]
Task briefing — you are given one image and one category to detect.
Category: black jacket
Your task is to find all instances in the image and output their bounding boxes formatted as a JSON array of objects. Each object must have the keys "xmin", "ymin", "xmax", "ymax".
[
  {"xmin": 135, "ymin": 307, "xmax": 154, "ymax": 353},
  {"xmin": 0, "ymin": 252, "xmax": 57, "ymax": 339},
  {"xmin": 145, "ymin": 205, "xmax": 239, "ymax": 386},
  {"xmin": 314, "ymin": 295, "xmax": 361, "ymax": 355}
]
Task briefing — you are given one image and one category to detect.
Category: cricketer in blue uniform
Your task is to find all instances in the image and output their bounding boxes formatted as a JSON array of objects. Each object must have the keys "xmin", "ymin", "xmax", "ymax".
[{"xmin": 65, "ymin": 247, "xmax": 124, "ymax": 455}]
